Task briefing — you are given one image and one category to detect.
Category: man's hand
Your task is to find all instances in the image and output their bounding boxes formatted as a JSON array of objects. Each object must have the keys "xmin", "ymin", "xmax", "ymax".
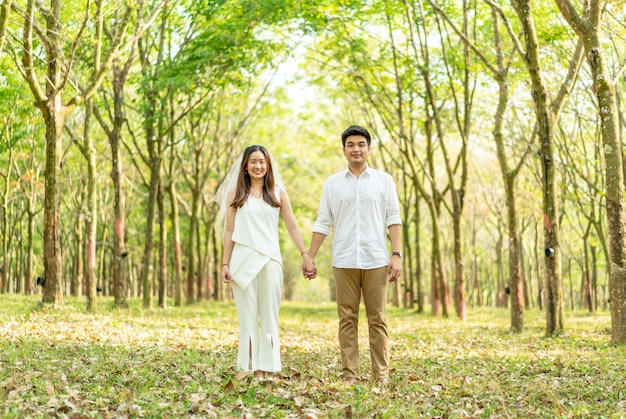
[{"xmin": 387, "ymin": 258, "xmax": 401, "ymax": 282}]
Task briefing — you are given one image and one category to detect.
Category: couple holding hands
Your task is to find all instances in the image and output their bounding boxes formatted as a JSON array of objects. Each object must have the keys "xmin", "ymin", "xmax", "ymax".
[{"xmin": 216, "ymin": 125, "xmax": 402, "ymax": 385}]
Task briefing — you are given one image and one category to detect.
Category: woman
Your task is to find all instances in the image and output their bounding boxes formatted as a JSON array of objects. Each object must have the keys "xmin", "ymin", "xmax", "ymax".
[{"xmin": 217, "ymin": 145, "xmax": 315, "ymax": 381}]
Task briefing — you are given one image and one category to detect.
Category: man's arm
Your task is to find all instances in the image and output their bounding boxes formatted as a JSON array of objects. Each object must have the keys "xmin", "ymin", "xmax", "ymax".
[
  {"xmin": 308, "ymin": 232, "xmax": 327, "ymax": 260},
  {"xmin": 388, "ymin": 224, "xmax": 402, "ymax": 255}
]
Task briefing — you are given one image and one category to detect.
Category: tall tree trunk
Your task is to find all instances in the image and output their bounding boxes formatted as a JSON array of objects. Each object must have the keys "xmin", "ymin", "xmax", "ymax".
[
  {"xmin": 141, "ymin": 152, "xmax": 159, "ymax": 309},
  {"xmin": 158, "ymin": 180, "xmax": 167, "ymax": 308},
  {"xmin": 110, "ymin": 70, "xmax": 129, "ymax": 308},
  {"xmin": 414, "ymin": 195, "xmax": 424, "ymax": 313},
  {"xmin": 452, "ymin": 190, "xmax": 466, "ymax": 321},
  {"xmin": 138, "ymin": 6, "xmax": 168, "ymax": 310},
  {"xmin": 40, "ymin": 103, "xmax": 65, "ymax": 306},
  {"xmin": 510, "ymin": 0, "xmax": 564, "ymax": 334},
  {"xmin": 450, "ymin": 0, "xmax": 471, "ymax": 321},
  {"xmin": 196, "ymin": 219, "xmax": 204, "ymax": 300},
  {"xmin": 186, "ymin": 191, "xmax": 199, "ymax": 304},
  {"xmin": 591, "ymin": 245, "xmax": 598, "ymax": 310},
  {"xmin": 168, "ymin": 181, "xmax": 184, "ymax": 306},
  {"xmin": 20, "ymin": 0, "xmax": 67, "ymax": 306},
  {"xmin": 586, "ymin": 23, "xmax": 626, "ymax": 343},
  {"xmin": 211, "ymin": 227, "xmax": 222, "ymax": 301},
  {"xmin": 25, "ymin": 198, "xmax": 35, "ymax": 294},
  {"xmin": 422, "ymin": 0, "xmax": 471, "ymax": 320},
  {"xmin": 582, "ymin": 247, "xmax": 589, "ymax": 310},
  {"xmin": 137, "ymin": 79, "xmax": 162, "ymax": 309},
  {"xmin": 495, "ymin": 232, "xmax": 505, "ymax": 308},
  {"xmin": 73, "ymin": 211, "xmax": 83, "ymax": 297},
  {"xmin": 534, "ymin": 221, "xmax": 543, "ymax": 310},
  {"xmin": 0, "ymin": 145, "xmax": 12, "ymax": 293},
  {"xmin": 488, "ymin": 5, "xmax": 525, "ymax": 331},
  {"xmin": 93, "ymin": 57, "xmax": 132, "ymax": 309},
  {"xmin": 111, "ymin": 145, "xmax": 128, "ymax": 308},
  {"xmin": 505, "ymin": 178, "xmax": 523, "ymax": 331},
  {"xmin": 430, "ymin": 210, "xmax": 447, "ymax": 316},
  {"xmin": 84, "ymin": 100, "xmax": 98, "ymax": 311},
  {"xmin": 521, "ymin": 234, "xmax": 530, "ymax": 309}
]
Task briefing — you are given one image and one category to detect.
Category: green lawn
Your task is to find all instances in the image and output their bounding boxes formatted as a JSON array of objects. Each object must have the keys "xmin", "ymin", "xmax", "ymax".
[{"xmin": 1, "ymin": 295, "xmax": 623, "ymax": 418}]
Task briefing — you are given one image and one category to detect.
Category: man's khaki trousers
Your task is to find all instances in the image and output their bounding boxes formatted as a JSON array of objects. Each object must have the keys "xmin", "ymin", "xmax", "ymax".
[{"xmin": 333, "ymin": 266, "xmax": 389, "ymax": 379}]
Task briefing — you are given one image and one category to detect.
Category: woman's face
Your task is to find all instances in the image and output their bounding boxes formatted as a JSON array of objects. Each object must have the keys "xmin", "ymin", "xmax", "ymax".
[{"xmin": 246, "ymin": 150, "xmax": 268, "ymax": 181}]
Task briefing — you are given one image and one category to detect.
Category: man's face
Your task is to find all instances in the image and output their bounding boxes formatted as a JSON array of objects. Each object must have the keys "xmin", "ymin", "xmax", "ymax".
[{"xmin": 343, "ymin": 135, "xmax": 371, "ymax": 165}]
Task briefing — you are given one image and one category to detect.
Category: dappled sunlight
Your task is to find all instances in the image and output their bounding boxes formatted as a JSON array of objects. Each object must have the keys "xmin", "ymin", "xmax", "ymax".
[{"xmin": 1, "ymin": 296, "xmax": 624, "ymax": 417}]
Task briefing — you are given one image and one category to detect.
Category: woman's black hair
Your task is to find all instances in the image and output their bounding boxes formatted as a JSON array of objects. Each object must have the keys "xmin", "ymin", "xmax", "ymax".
[{"xmin": 230, "ymin": 145, "xmax": 281, "ymax": 209}]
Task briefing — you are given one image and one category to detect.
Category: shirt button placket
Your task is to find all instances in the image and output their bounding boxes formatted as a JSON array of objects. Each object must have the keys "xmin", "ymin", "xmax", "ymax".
[{"xmin": 355, "ymin": 179, "xmax": 361, "ymax": 267}]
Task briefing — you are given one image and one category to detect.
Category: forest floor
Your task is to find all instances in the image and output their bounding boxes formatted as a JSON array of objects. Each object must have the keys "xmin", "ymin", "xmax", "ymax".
[{"xmin": 0, "ymin": 294, "xmax": 624, "ymax": 418}]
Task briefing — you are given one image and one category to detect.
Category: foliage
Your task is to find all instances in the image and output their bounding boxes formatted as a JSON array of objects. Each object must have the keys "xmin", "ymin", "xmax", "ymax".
[
  {"xmin": 1, "ymin": 295, "xmax": 623, "ymax": 418},
  {"xmin": 1, "ymin": 0, "xmax": 625, "ymax": 324},
  {"xmin": 157, "ymin": 0, "xmax": 299, "ymax": 94},
  {"xmin": 0, "ymin": 58, "xmax": 35, "ymax": 154}
]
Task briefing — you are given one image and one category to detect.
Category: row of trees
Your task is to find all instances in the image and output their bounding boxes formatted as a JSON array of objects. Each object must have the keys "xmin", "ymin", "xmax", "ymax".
[
  {"xmin": 298, "ymin": 0, "xmax": 625, "ymax": 341},
  {"xmin": 1, "ymin": 0, "xmax": 625, "ymax": 342}
]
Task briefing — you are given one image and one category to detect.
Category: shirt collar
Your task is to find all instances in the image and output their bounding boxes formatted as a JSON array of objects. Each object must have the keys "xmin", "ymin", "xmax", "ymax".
[{"xmin": 343, "ymin": 164, "xmax": 370, "ymax": 178}]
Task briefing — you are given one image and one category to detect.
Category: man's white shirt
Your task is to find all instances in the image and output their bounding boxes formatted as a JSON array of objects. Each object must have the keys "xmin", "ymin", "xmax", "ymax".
[{"xmin": 312, "ymin": 166, "xmax": 402, "ymax": 269}]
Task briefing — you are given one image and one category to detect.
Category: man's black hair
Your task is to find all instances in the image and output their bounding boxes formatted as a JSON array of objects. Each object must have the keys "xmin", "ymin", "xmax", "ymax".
[{"xmin": 341, "ymin": 125, "xmax": 371, "ymax": 147}]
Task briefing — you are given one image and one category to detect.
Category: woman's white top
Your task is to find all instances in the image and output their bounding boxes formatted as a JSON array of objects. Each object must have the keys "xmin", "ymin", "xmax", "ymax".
[{"xmin": 230, "ymin": 187, "xmax": 282, "ymax": 289}]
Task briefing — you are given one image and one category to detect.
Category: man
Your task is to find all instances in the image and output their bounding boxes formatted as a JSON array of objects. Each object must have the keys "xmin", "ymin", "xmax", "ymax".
[{"xmin": 307, "ymin": 125, "xmax": 402, "ymax": 385}]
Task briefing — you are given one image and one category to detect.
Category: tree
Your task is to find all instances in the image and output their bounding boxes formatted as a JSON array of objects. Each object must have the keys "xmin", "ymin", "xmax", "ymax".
[
  {"xmin": 8, "ymin": 0, "xmax": 162, "ymax": 307},
  {"xmin": 553, "ymin": 0, "xmax": 626, "ymax": 343},
  {"xmin": 433, "ymin": 0, "xmax": 582, "ymax": 329},
  {"xmin": 488, "ymin": 0, "xmax": 573, "ymax": 334}
]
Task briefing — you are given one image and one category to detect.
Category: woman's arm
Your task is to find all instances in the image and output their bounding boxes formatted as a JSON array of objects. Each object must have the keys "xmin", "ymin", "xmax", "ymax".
[
  {"xmin": 279, "ymin": 189, "xmax": 315, "ymax": 276},
  {"xmin": 220, "ymin": 189, "xmax": 236, "ymax": 283}
]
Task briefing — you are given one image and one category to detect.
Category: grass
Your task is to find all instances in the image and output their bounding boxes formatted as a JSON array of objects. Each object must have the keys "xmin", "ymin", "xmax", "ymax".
[{"xmin": 1, "ymin": 294, "xmax": 624, "ymax": 418}]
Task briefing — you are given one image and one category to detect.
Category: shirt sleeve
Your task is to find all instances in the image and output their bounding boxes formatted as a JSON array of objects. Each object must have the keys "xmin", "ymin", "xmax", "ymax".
[
  {"xmin": 385, "ymin": 174, "xmax": 402, "ymax": 227},
  {"xmin": 312, "ymin": 179, "xmax": 333, "ymax": 236}
]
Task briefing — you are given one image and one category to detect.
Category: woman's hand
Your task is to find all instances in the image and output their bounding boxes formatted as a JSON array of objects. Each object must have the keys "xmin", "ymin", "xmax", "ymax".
[
  {"xmin": 221, "ymin": 264, "xmax": 233, "ymax": 283},
  {"xmin": 301, "ymin": 254, "xmax": 317, "ymax": 280}
]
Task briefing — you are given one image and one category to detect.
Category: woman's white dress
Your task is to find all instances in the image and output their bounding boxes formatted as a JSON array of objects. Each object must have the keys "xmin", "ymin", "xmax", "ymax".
[{"xmin": 230, "ymin": 188, "xmax": 283, "ymax": 372}]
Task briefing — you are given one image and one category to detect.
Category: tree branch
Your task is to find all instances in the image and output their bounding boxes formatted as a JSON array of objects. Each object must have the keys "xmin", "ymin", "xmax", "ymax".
[
  {"xmin": 58, "ymin": 0, "xmax": 91, "ymax": 93},
  {"xmin": 0, "ymin": 0, "xmax": 13, "ymax": 55},
  {"xmin": 21, "ymin": 0, "xmax": 46, "ymax": 104},
  {"xmin": 482, "ymin": 0, "xmax": 525, "ymax": 58},
  {"xmin": 427, "ymin": 0, "xmax": 499, "ymax": 75}
]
